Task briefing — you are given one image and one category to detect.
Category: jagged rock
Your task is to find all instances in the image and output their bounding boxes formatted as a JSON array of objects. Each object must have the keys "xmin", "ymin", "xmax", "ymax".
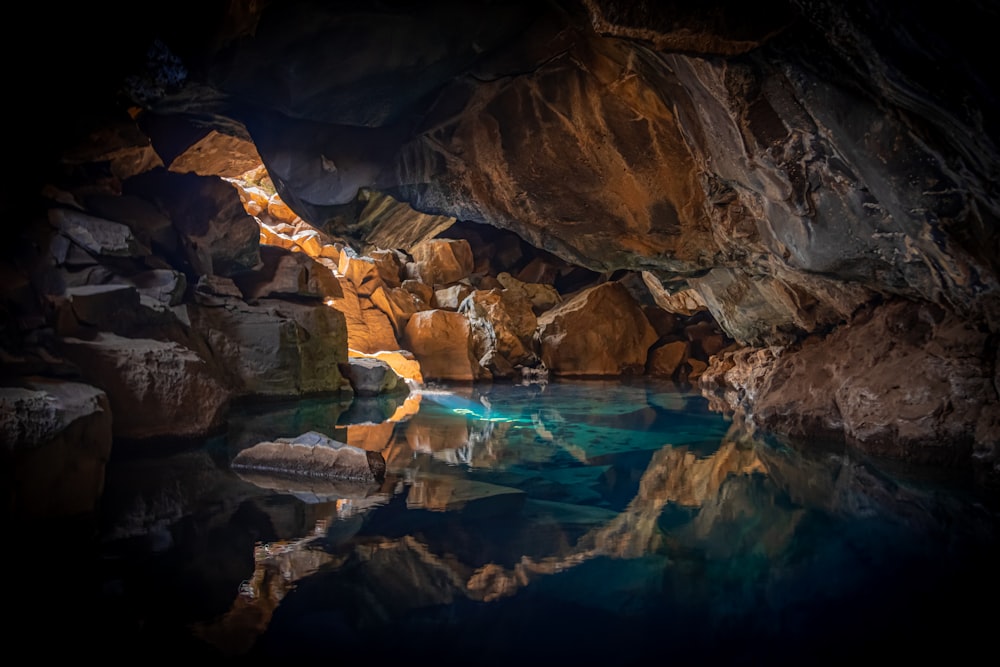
[
  {"xmin": 496, "ymin": 272, "xmax": 561, "ymax": 314},
  {"xmin": 49, "ymin": 207, "xmax": 150, "ymax": 258},
  {"xmin": 403, "ymin": 309, "xmax": 486, "ymax": 381},
  {"xmin": 338, "ymin": 252, "xmax": 381, "ymax": 296},
  {"xmin": 341, "ymin": 357, "xmax": 409, "ymax": 397},
  {"xmin": 122, "ymin": 168, "xmax": 261, "ymax": 277},
  {"xmin": 460, "ymin": 288, "xmax": 538, "ymax": 374},
  {"xmin": 401, "ymin": 279, "xmax": 434, "ymax": 305},
  {"xmin": 328, "ymin": 276, "xmax": 400, "ymax": 354},
  {"xmin": 125, "ymin": 269, "xmax": 187, "ymax": 306},
  {"xmin": 58, "ymin": 333, "xmax": 230, "ymax": 440},
  {"xmin": 369, "ymin": 285, "xmax": 426, "ymax": 339},
  {"xmin": 234, "ymin": 245, "xmax": 342, "ymax": 300},
  {"xmin": 368, "ymin": 248, "xmax": 405, "ymax": 287},
  {"xmin": 231, "ymin": 431, "xmax": 386, "ymax": 484},
  {"xmin": 349, "ymin": 349, "xmax": 423, "ymax": 386},
  {"xmin": 641, "ymin": 272, "xmax": 706, "ymax": 316},
  {"xmin": 646, "ymin": 339, "xmax": 689, "ymax": 378},
  {"xmin": 407, "ymin": 238, "xmax": 474, "ymax": 287},
  {"xmin": 433, "ymin": 283, "xmax": 474, "ymax": 310},
  {"xmin": 0, "ymin": 377, "xmax": 112, "ymax": 521},
  {"xmin": 536, "ymin": 282, "xmax": 658, "ymax": 376},
  {"xmin": 702, "ymin": 299, "xmax": 1000, "ymax": 469},
  {"xmin": 163, "ymin": 128, "xmax": 261, "ymax": 178},
  {"xmin": 190, "ymin": 297, "xmax": 350, "ymax": 398}
]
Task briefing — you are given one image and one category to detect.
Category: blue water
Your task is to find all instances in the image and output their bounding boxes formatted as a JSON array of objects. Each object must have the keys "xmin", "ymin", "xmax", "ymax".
[{"xmin": 45, "ymin": 379, "xmax": 1000, "ymax": 664}]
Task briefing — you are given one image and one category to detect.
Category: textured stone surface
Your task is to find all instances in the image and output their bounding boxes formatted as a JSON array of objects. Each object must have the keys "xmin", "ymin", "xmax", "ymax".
[
  {"xmin": 536, "ymin": 281, "xmax": 658, "ymax": 376},
  {"xmin": 403, "ymin": 309, "xmax": 485, "ymax": 381},
  {"xmin": 0, "ymin": 378, "xmax": 112, "ymax": 521},
  {"xmin": 701, "ymin": 298, "xmax": 999, "ymax": 467},
  {"xmin": 341, "ymin": 357, "xmax": 408, "ymax": 397},
  {"xmin": 231, "ymin": 431, "xmax": 386, "ymax": 483},
  {"xmin": 58, "ymin": 333, "xmax": 230, "ymax": 440},
  {"xmin": 191, "ymin": 297, "xmax": 350, "ymax": 398}
]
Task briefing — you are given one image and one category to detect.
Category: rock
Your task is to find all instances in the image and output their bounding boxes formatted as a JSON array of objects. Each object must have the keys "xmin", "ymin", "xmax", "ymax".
[
  {"xmin": 641, "ymin": 272, "xmax": 706, "ymax": 316},
  {"xmin": 49, "ymin": 207, "xmax": 150, "ymax": 258},
  {"xmin": 646, "ymin": 339, "xmax": 689, "ymax": 378},
  {"xmin": 0, "ymin": 377, "xmax": 112, "ymax": 522},
  {"xmin": 369, "ymin": 285, "xmax": 426, "ymax": 339},
  {"xmin": 341, "ymin": 357, "xmax": 409, "ymax": 397},
  {"xmin": 327, "ymin": 276, "xmax": 401, "ymax": 354},
  {"xmin": 162, "ymin": 126, "xmax": 262, "ymax": 178},
  {"xmin": 123, "ymin": 168, "xmax": 261, "ymax": 277},
  {"xmin": 235, "ymin": 245, "xmax": 342, "ymax": 300},
  {"xmin": 433, "ymin": 283, "xmax": 474, "ymax": 310},
  {"xmin": 58, "ymin": 333, "xmax": 230, "ymax": 440},
  {"xmin": 231, "ymin": 431, "xmax": 386, "ymax": 483},
  {"xmin": 403, "ymin": 309, "xmax": 486, "ymax": 381},
  {"xmin": 349, "ymin": 349, "xmax": 423, "ymax": 386},
  {"xmin": 407, "ymin": 238, "xmax": 474, "ymax": 286},
  {"xmin": 460, "ymin": 288, "xmax": 538, "ymax": 373},
  {"xmin": 191, "ymin": 297, "xmax": 350, "ymax": 398},
  {"xmin": 496, "ymin": 272, "xmax": 561, "ymax": 314},
  {"xmin": 338, "ymin": 252, "xmax": 381, "ymax": 296},
  {"xmin": 702, "ymin": 299, "xmax": 999, "ymax": 469},
  {"xmin": 536, "ymin": 281, "xmax": 659, "ymax": 376},
  {"xmin": 125, "ymin": 269, "xmax": 187, "ymax": 306}
]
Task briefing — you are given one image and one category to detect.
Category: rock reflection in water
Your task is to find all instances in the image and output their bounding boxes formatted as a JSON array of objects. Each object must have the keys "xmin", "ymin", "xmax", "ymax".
[{"xmin": 91, "ymin": 379, "xmax": 998, "ymax": 664}]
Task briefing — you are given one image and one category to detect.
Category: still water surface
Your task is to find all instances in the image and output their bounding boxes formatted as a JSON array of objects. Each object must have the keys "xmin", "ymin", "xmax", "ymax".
[{"xmin": 46, "ymin": 379, "xmax": 1000, "ymax": 664}]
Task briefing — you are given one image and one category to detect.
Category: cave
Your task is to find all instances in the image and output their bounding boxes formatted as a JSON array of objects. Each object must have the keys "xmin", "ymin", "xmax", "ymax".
[{"xmin": 3, "ymin": 0, "xmax": 999, "ymax": 663}]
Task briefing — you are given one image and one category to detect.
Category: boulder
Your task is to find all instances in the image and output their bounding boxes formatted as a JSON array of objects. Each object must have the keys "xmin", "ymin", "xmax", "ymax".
[
  {"xmin": 536, "ymin": 281, "xmax": 658, "ymax": 376},
  {"xmin": 191, "ymin": 297, "xmax": 350, "ymax": 397},
  {"xmin": 58, "ymin": 333, "xmax": 230, "ymax": 440},
  {"xmin": 231, "ymin": 431, "xmax": 386, "ymax": 484},
  {"xmin": 407, "ymin": 238, "xmax": 474, "ymax": 286},
  {"xmin": 0, "ymin": 378, "xmax": 112, "ymax": 521},
  {"xmin": 403, "ymin": 309, "xmax": 486, "ymax": 381},
  {"xmin": 341, "ymin": 357, "xmax": 409, "ymax": 397}
]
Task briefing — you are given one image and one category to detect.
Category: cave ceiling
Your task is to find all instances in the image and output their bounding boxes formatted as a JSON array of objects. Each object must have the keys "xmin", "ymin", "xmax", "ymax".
[{"xmin": 16, "ymin": 0, "xmax": 1000, "ymax": 344}]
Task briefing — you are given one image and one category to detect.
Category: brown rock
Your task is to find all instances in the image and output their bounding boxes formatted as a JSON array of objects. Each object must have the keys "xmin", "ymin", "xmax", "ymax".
[
  {"xmin": 408, "ymin": 238, "xmax": 474, "ymax": 286},
  {"xmin": 536, "ymin": 282, "xmax": 658, "ymax": 376},
  {"xmin": 403, "ymin": 309, "xmax": 485, "ymax": 381},
  {"xmin": 232, "ymin": 431, "xmax": 386, "ymax": 483},
  {"xmin": 58, "ymin": 333, "xmax": 230, "ymax": 440},
  {"xmin": 647, "ymin": 340, "xmax": 689, "ymax": 377}
]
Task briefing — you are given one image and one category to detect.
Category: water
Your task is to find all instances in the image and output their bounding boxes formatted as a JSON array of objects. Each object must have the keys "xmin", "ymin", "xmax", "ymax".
[{"xmin": 22, "ymin": 379, "xmax": 1000, "ymax": 664}]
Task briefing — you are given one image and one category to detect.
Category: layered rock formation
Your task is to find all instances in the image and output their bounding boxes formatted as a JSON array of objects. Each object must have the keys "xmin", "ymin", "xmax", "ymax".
[{"xmin": 5, "ymin": 0, "xmax": 999, "ymax": 506}]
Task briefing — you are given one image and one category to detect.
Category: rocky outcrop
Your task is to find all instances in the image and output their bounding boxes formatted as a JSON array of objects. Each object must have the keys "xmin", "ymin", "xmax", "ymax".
[
  {"xmin": 58, "ymin": 333, "xmax": 231, "ymax": 440},
  {"xmin": 700, "ymin": 298, "xmax": 999, "ymax": 469},
  {"xmin": 0, "ymin": 377, "xmax": 112, "ymax": 521}
]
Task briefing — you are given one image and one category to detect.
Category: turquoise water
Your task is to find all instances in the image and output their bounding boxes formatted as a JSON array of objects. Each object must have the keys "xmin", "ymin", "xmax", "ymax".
[{"xmin": 61, "ymin": 379, "xmax": 1000, "ymax": 664}]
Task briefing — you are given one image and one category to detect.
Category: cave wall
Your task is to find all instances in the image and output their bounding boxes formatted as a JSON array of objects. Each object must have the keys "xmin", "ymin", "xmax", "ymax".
[{"xmin": 6, "ymin": 0, "xmax": 999, "ymax": 484}]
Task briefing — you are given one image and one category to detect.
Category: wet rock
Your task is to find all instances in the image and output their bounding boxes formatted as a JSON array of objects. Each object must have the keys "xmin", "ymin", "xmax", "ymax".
[{"xmin": 232, "ymin": 431, "xmax": 386, "ymax": 484}]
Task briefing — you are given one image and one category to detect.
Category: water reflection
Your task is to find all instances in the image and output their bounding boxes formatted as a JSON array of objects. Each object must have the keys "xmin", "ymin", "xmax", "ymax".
[{"xmin": 84, "ymin": 379, "xmax": 999, "ymax": 664}]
